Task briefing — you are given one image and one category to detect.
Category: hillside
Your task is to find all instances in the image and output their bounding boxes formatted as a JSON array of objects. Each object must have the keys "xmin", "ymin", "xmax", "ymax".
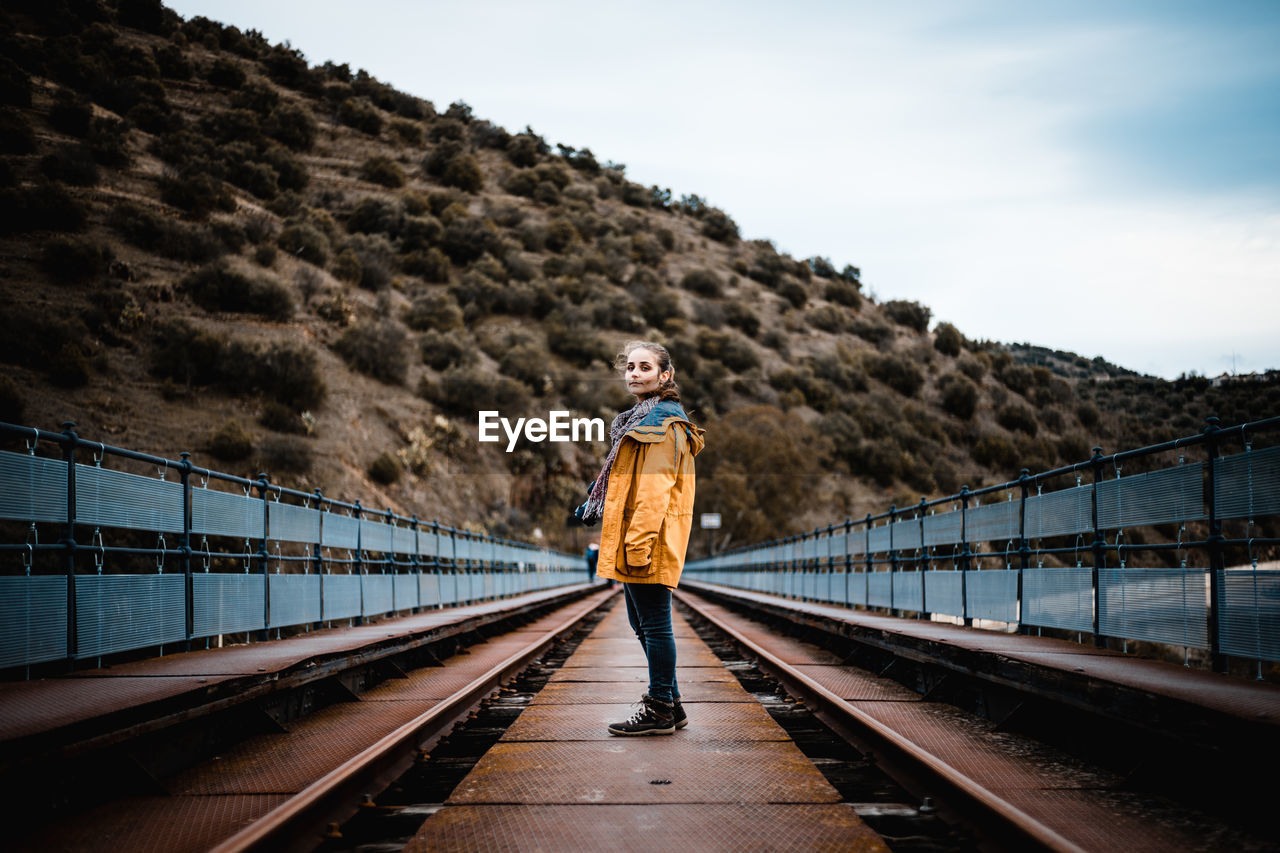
[{"xmin": 3, "ymin": 0, "xmax": 1278, "ymax": 556}]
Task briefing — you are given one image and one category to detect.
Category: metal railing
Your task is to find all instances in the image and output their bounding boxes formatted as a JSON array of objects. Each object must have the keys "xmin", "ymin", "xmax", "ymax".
[
  {"xmin": 686, "ymin": 416, "xmax": 1280, "ymax": 670},
  {"xmin": 0, "ymin": 421, "xmax": 585, "ymax": 673}
]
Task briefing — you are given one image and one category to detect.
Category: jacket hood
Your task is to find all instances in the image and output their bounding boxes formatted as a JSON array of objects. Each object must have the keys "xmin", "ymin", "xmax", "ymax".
[{"xmin": 625, "ymin": 399, "xmax": 705, "ymax": 456}]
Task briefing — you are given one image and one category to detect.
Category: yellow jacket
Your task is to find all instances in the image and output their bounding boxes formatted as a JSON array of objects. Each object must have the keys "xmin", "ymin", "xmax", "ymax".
[{"xmin": 596, "ymin": 401, "xmax": 705, "ymax": 588}]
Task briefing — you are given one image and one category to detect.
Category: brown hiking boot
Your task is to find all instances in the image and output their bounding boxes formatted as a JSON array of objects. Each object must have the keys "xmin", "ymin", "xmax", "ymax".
[
  {"xmin": 672, "ymin": 697, "xmax": 687, "ymax": 730},
  {"xmin": 607, "ymin": 693, "xmax": 676, "ymax": 736}
]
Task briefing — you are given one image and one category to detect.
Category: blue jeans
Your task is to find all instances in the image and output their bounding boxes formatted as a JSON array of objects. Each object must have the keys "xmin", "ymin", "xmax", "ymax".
[{"xmin": 623, "ymin": 582, "xmax": 679, "ymax": 704}]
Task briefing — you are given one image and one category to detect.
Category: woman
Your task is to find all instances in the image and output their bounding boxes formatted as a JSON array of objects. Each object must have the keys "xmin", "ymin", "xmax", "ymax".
[{"xmin": 578, "ymin": 341, "xmax": 704, "ymax": 735}]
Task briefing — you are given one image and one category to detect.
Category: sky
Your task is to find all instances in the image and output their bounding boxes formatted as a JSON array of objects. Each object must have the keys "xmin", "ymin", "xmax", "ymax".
[{"xmin": 166, "ymin": 0, "xmax": 1280, "ymax": 380}]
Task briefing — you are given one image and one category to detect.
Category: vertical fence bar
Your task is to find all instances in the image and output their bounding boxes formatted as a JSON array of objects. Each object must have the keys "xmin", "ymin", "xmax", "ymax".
[
  {"xmin": 1203, "ymin": 416, "xmax": 1226, "ymax": 672},
  {"xmin": 450, "ymin": 524, "xmax": 459, "ymax": 603},
  {"xmin": 60, "ymin": 421, "xmax": 78, "ymax": 666},
  {"xmin": 312, "ymin": 489, "xmax": 324, "ymax": 630},
  {"xmin": 799, "ymin": 533, "xmax": 807, "ymax": 598},
  {"xmin": 1090, "ymin": 447, "xmax": 1105, "ymax": 648},
  {"xmin": 887, "ymin": 504, "xmax": 897, "ymax": 615},
  {"xmin": 462, "ymin": 530, "xmax": 471, "ymax": 602},
  {"xmin": 1017, "ymin": 468, "xmax": 1030, "ymax": 633},
  {"xmin": 410, "ymin": 515, "xmax": 420, "ymax": 613},
  {"xmin": 918, "ymin": 497, "xmax": 929, "ymax": 619},
  {"xmin": 825, "ymin": 523, "xmax": 834, "ymax": 600},
  {"xmin": 432, "ymin": 519, "xmax": 441, "ymax": 606},
  {"xmin": 255, "ymin": 473, "xmax": 270, "ymax": 641},
  {"xmin": 798, "ymin": 533, "xmax": 806, "ymax": 597},
  {"xmin": 844, "ymin": 518, "xmax": 853, "ymax": 607},
  {"xmin": 385, "ymin": 506, "xmax": 395, "ymax": 615},
  {"xmin": 353, "ymin": 500, "xmax": 364, "ymax": 626},
  {"xmin": 180, "ymin": 452, "xmax": 193, "ymax": 650},
  {"xmin": 959, "ymin": 486, "xmax": 971, "ymax": 626},
  {"xmin": 864, "ymin": 513, "xmax": 872, "ymax": 606}
]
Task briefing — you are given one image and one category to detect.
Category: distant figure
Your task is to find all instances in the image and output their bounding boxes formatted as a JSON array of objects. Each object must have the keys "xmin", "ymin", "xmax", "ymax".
[
  {"xmin": 579, "ymin": 340, "xmax": 704, "ymax": 736},
  {"xmin": 584, "ymin": 542, "xmax": 599, "ymax": 583}
]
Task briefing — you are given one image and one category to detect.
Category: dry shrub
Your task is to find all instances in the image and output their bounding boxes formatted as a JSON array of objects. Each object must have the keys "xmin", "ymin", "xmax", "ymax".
[
  {"xmin": 151, "ymin": 320, "xmax": 326, "ymax": 410},
  {"xmin": 368, "ymin": 451, "xmax": 401, "ymax": 484},
  {"xmin": 406, "ymin": 289, "xmax": 463, "ymax": 331},
  {"xmin": 806, "ymin": 305, "xmax": 852, "ymax": 334},
  {"xmin": 361, "ymin": 155, "xmax": 405, "ymax": 188},
  {"xmin": 207, "ymin": 419, "xmax": 253, "ymax": 461},
  {"xmin": 335, "ymin": 319, "xmax": 409, "ymax": 384},
  {"xmin": 680, "ymin": 268, "xmax": 722, "ymax": 297},
  {"xmin": 338, "ymin": 97, "xmax": 382, "ymax": 134},
  {"xmin": 934, "ymin": 321, "xmax": 963, "ymax": 356},
  {"xmin": 996, "ymin": 403, "xmax": 1038, "ymax": 436},
  {"xmin": 420, "ymin": 329, "xmax": 471, "ymax": 370},
  {"xmin": 260, "ymin": 401, "xmax": 306, "ymax": 433},
  {"xmin": 182, "ymin": 264, "xmax": 293, "ymax": 320},
  {"xmin": 868, "ymin": 352, "xmax": 924, "ymax": 397},
  {"xmin": 420, "ymin": 366, "xmax": 530, "ymax": 416},
  {"xmin": 883, "ymin": 299, "xmax": 932, "ymax": 332},
  {"xmin": 938, "ymin": 372, "xmax": 978, "ymax": 420}
]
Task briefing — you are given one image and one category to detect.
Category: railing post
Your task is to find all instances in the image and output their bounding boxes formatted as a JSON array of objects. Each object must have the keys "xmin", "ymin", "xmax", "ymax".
[
  {"xmin": 255, "ymin": 473, "xmax": 270, "ymax": 641},
  {"xmin": 1203, "ymin": 416, "xmax": 1226, "ymax": 672},
  {"xmin": 843, "ymin": 518, "xmax": 852, "ymax": 607},
  {"xmin": 959, "ymin": 486, "xmax": 971, "ymax": 626},
  {"xmin": 312, "ymin": 488, "xmax": 324, "ymax": 630},
  {"xmin": 864, "ymin": 513, "xmax": 872, "ymax": 607},
  {"xmin": 808, "ymin": 529, "xmax": 817, "ymax": 598},
  {"xmin": 180, "ymin": 452, "xmax": 193, "ymax": 651},
  {"xmin": 825, "ymin": 523, "xmax": 834, "ymax": 603},
  {"xmin": 1090, "ymin": 448, "xmax": 1106, "ymax": 648},
  {"xmin": 462, "ymin": 529, "xmax": 471, "ymax": 603},
  {"xmin": 887, "ymin": 504, "xmax": 897, "ymax": 615},
  {"xmin": 60, "ymin": 421, "xmax": 78, "ymax": 668},
  {"xmin": 1017, "ymin": 468, "xmax": 1031, "ymax": 633},
  {"xmin": 410, "ymin": 514, "xmax": 420, "ymax": 613},
  {"xmin": 798, "ymin": 525, "xmax": 808, "ymax": 596},
  {"xmin": 433, "ymin": 519, "xmax": 442, "ymax": 608},
  {"xmin": 353, "ymin": 499, "xmax": 364, "ymax": 625},
  {"xmin": 450, "ymin": 523, "xmax": 459, "ymax": 603},
  {"xmin": 386, "ymin": 506, "xmax": 395, "ymax": 616},
  {"xmin": 797, "ymin": 533, "xmax": 805, "ymax": 598},
  {"xmin": 781, "ymin": 535, "xmax": 791, "ymax": 598},
  {"xmin": 918, "ymin": 497, "xmax": 929, "ymax": 619}
]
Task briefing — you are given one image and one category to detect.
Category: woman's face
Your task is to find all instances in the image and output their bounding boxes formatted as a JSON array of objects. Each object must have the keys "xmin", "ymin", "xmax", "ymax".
[{"xmin": 625, "ymin": 348, "xmax": 668, "ymax": 398}]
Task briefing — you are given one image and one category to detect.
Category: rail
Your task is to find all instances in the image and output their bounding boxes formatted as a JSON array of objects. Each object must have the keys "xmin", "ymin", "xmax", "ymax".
[
  {"xmin": 0, "ymin": 421, "xmax": 583, "ymax": 673},
  {"xmin": 209, "ymin": 588, "xmax": 615, "ymax": 853},
  {"xmin": 685, "ymin": 415, "xmax": 1280, "ymax": 671},
  {"xmin": 677, "ymin": 590, "xmax": 1087, "ymax": 853}
]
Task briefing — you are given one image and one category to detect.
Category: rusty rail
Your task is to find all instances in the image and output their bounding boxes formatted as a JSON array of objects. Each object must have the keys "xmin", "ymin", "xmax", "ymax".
[
  {"xmin": 211, "ymin": 587, "xmax": 618, "ymax": 853},
  {"xmin": 675, "ymin": 589, "xmax": 1086, "ymax": 853}
]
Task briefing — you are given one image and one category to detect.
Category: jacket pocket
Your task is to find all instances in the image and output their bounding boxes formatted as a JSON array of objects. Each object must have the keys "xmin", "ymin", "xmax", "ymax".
[{"xmin": 617, "ymin": 559, "xmax": 657, "ymax": 578}]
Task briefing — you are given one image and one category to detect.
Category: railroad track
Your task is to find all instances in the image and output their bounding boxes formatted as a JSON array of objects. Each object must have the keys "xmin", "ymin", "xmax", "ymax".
[
  {"xmin": 12, "ymin": 582, "xmax": 1273, "ymax": 852},
  {"xmin": 676, "ymin": 589, "xmax": 1083, "ymax": 853},
  {"xmin": 675, "ymin": 587, "xmax": 1279, "ymax": 853},
  {"xmin": 9, "ymin": 586, "xmax": 616, "ymax": 853},
  {"xmin": 210, "ymin": 587, "xmax": 617, "ymax": 853}
]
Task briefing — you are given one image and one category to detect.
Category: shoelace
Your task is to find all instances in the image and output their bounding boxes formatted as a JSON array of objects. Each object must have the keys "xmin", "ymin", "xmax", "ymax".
[{"xmin": 623, "ymin": 701, "xmax": 650, "ymax": 726}]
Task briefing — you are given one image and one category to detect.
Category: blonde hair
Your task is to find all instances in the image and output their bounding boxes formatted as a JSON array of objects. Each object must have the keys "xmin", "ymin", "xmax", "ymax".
[{"xmin": 615, "ymin": 340, "xmax": 680, "ymax": 401}]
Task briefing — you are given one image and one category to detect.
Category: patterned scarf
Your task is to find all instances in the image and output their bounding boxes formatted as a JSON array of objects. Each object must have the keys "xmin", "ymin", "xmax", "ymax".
[{"xmin": 579, "ymin": 395, "xmax": 661, "ymax": 524}]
